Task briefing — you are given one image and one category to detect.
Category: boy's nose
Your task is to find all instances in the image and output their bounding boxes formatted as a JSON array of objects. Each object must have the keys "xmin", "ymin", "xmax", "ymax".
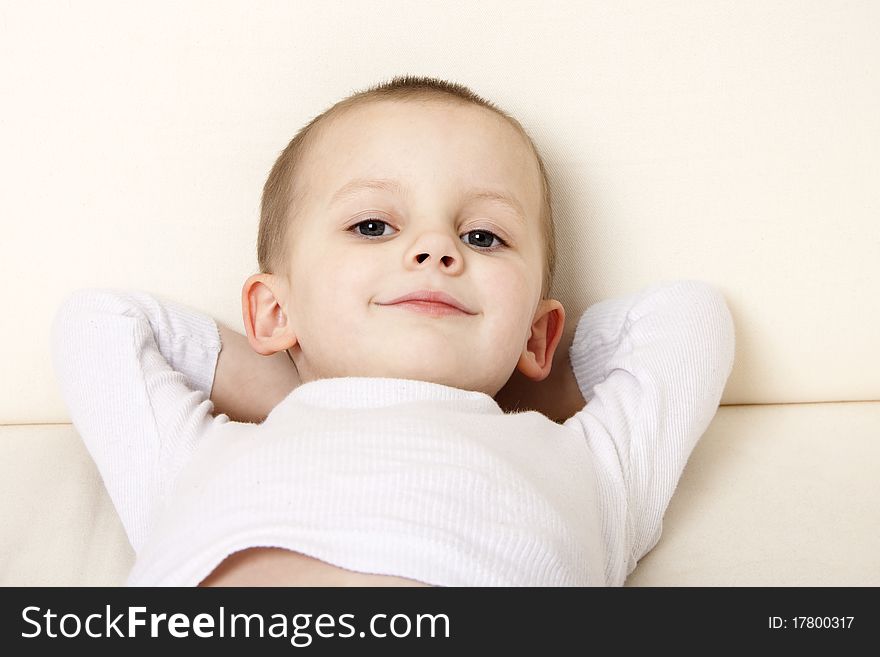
[
  {"xmin": 406, "ymin": 232, "xmax": 463, "ymax": 272},
  {"xmin": 415, "ymin": 252, "xmax": 455, "ymax": 267}
]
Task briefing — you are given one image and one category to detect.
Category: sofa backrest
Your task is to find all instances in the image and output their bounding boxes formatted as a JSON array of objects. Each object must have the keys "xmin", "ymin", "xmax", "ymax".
[{"xmin": 2, "ymin": 1, "xmax": 878, "ymax": 425}]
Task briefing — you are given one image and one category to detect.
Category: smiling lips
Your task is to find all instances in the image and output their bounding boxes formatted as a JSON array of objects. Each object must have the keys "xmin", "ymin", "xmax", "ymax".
[{"xmin": 376, "ymin": 290, "xmax": 476, "ymax": 317}]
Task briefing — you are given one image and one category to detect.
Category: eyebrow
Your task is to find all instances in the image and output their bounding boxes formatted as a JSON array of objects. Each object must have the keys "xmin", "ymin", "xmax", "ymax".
[{"xmin": 329, "ymin": 177, "xmax": 527, "ymax": 225}]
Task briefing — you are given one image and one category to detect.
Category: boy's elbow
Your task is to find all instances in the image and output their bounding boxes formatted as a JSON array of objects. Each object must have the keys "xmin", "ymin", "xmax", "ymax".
[{"xmin": 680, "ymin": 281, "xmax": 736, "ymax": 380}]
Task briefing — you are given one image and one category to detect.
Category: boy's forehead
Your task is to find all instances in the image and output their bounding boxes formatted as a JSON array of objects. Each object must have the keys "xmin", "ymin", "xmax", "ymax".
[{"xmin": 302, "ymin": 100, "xmax": 541, "ymax": 213}]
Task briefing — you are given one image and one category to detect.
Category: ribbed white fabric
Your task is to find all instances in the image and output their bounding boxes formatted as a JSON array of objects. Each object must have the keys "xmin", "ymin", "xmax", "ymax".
[{"xmin": 50, "ymin": 279, "xmax": 734, "ymax": 586}]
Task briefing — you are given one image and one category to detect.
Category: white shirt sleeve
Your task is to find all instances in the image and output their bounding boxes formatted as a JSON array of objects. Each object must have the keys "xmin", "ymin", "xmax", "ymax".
[
  {"xmin": 50, "ymin": 288, "xmax": 224, "ymax": 552},
  {"xmin": 563, "ymin": 280, "xmax": 736, "ymax": 585}
]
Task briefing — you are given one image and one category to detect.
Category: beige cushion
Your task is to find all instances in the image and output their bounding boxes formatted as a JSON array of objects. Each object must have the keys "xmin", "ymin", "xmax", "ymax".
[
  {"xmin": 0, "ymin": 425, "xmax": 132, "ymax": 586},
  {"xmin": 3, "ymin": 402, "xmax": 877, "ymax": 586},
  {"xmin": 627, "ymin": 402, "xmax": 880, "ymax": 586}
]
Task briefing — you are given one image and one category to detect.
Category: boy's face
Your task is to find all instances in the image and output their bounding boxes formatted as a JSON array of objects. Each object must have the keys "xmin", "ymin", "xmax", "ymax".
[{"xmin": 249, "ymin": 99, "xmax": 563, "ymax": 397}]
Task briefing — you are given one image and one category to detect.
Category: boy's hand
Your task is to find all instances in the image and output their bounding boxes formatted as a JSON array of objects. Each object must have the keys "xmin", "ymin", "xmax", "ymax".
[{"xmin": 210, "ymin": 323, "xmax": 301, "ymax": 424}]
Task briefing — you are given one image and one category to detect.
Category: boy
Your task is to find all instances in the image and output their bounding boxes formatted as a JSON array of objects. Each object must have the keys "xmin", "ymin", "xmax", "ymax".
[{"xmin": 51, "ymin": 76, "xmax": 735, "ymax": 586}]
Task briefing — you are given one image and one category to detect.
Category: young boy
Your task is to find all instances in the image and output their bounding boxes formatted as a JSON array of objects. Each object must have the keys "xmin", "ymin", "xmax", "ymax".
[{"xmin": 51, "ymin": 76, "xmax": 735, "ymax": 586}]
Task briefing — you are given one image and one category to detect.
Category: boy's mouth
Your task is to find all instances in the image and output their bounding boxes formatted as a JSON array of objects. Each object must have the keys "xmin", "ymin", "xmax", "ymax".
[
  {"xmin": 379, "ymin": 300, "xmax": 473, "ymax": 318},
  {"xmin": 376, "ymin": 289, "xmax": 476, "ymax": 315}
]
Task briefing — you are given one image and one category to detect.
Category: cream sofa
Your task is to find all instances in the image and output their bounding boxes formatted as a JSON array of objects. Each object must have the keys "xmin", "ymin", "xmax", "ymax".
[{"xmin": 2, "ymin": 1, "xmax": 877, "ymax": 586}]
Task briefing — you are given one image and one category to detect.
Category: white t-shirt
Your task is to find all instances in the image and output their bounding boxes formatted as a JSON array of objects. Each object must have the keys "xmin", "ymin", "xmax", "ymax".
[{"xmin": 50, "ymin": 280, "xmax": 735, "ymax": 586}]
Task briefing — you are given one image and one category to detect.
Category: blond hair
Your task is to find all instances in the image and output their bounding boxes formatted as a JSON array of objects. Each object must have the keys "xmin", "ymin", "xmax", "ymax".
[{"xmin": 258, "ymin": 75, "xmax": 556, "ymax": 299}]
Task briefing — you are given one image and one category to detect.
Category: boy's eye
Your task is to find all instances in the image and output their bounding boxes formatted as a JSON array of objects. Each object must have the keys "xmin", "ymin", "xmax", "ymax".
[
  {"xmin": 350, "ymin": 218, "xmax": 507, "ymax": 250},
  {"xmin": 465, "ymin": 230, "xmax": 503, "ymax": 249},
  {"xmin": 354, "ymin": 219, "xmax": 396, "ymax": 238}
]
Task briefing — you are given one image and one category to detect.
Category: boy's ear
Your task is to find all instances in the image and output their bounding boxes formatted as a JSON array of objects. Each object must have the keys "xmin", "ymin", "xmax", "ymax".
[
  {"xmin": 515, "ymin": 299, "xmax": 565, "ymax": 382},
  {"xmin": 241, "ymin": 273, "xmax": 298, "ymax": 356}
]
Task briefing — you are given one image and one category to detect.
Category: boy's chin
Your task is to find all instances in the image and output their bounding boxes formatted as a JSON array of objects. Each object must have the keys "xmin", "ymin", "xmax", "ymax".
[{"xmin": 374, "ymin": 365, "xmax": 467, "ymax": 387}]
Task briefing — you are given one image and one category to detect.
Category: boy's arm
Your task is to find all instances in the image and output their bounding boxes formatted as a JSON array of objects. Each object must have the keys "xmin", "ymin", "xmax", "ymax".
[
  {"xmin": 563, "ymin": 280, "xmax": 735, "ymax": 585},
  {"xmin": 50, "ymin": 289, "xmax": 224, "ymax": 551},
  {"xmin": 210, "ymin": 323, "xmax": 301, "ymax": 424}
]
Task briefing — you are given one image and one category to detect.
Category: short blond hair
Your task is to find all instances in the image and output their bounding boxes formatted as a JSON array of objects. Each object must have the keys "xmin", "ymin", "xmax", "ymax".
[{"xmin": 258, "ymin": 75, "xmax": 556, "ymax": 299}]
